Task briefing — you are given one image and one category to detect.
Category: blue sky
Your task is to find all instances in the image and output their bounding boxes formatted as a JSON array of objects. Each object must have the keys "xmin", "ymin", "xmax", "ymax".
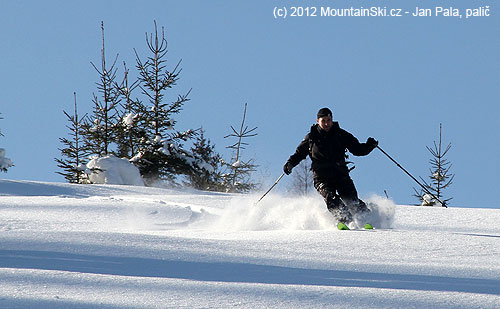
[{"xmin": 0, "ymin": 0, "xmax": 498, "ymax": 208}]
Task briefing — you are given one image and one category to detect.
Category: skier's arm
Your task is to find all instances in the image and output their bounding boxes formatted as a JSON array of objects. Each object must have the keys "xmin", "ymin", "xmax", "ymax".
[
  {"xmin": 284, "ymin": 134, "xmax": 309, "ymax": 174},
  {"xmin": 343, "ymin": 131, "xmax": 378, "ymax": 156}
]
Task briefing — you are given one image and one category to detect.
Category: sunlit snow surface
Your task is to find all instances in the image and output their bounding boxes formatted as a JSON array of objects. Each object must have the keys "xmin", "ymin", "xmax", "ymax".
[{"xmin": 0, "ymin": 180, "xmax": 499, "ymax": 308}]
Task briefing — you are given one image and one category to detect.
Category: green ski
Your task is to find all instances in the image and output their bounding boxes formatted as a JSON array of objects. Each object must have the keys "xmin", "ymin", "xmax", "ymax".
[
  {"xmin": 364, "ymin": 223, "xmax": 374, "ymax": 230},
  {"xmin": 337, "ymin": 222, "xmax": 350, "ymax": 230},
  {"xmin": 337, "ymin": 222, "xmax": 374, "ymax": 230}
]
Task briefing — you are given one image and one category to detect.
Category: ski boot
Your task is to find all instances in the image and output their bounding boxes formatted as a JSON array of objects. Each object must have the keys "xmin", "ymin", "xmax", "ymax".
[
  {"xmin": 349, "ymin": 199, "xmax": 373, "ymax": 229},
  {"xmin": 328, "ymin": 204, "xmax": 353, "ymax": 230}
]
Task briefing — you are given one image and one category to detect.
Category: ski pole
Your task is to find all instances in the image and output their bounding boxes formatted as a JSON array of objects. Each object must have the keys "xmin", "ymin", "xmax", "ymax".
[
  {"xmin": 254, "ymin": 173, "xmax": 285, "ymax": 206},
  {"xmin": 376, "ymin": 145, "xmax": 447, "ymax": 208}
]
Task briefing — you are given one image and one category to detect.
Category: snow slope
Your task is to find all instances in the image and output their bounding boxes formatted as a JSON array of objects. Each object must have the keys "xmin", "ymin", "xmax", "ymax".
[{"xmin": 0, "ymin": 179, "xmax": 499, "ymax": 308}]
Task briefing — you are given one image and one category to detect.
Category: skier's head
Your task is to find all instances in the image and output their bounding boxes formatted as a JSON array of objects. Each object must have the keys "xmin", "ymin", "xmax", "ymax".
[
  {"xmin": 317, "ymin": 107, "xmax": 333, "ymax": 132},
  {"xmin": 317, "ymin": 107, "xmax": 332, "ymax": 119}
]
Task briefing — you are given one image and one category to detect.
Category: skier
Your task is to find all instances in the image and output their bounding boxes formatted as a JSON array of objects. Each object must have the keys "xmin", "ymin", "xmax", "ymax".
[{"xmin": 283, "ymin": 107, "xmax": 378, "ymax": 226}]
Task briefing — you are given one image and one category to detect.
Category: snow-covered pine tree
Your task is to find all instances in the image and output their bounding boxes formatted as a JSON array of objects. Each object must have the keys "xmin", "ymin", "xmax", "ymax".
[
  {"xmin": 186, "ymin": 128, "xmax": 227, "ymax": 191},
  {"xmin": 0, "ymin": 112, "xmax": 14, "ymax": 173},
  {"xmin": 114, "ymin": 61, "xmax": 145, "ymax": 159},
  {"xmin": 55, "ymin": 93, "xmax": 91, "ymax": 183},
  {"xmin": 132, "ymin": 20, "xmax": 195, "ymax": 185},
  {"xmin": 82, "ymin": 22, "xmax": 121, "ymax": 157},
  {"xmin": 414, "ymin": 123, "xmax": 454, "ymax": 206},
  {"xmin": 223, "ymin": 103, "xmax": 258, "ymax": 193}
]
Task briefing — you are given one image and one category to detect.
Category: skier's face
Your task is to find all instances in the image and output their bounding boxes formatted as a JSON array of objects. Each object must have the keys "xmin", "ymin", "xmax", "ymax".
[{"xmin": 317, "ymin": 115, "xmax": 333, "ymax": 131}]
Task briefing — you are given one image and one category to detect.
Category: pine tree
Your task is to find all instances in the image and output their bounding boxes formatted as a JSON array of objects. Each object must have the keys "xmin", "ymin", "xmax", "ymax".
[
  {"xmin": 114, "ymin": 61, "xmax": 145, "ymax": 159},
  {"xmin": 414, "ymin": 123, "xmax": 454, "ymax": 206},
  {"xmin": 133, "ymin": 20, "xmax": 195, "ymax": 185},
  {"xmin": 187, "ymin": 128, "xmax": 227, "ymax": 191},
  {"xmin": 55, "ymin": 93, "xmax": 91, "ymax": 183},
  {"xmin": 224, "ymin": 103, "xmax": 258, "ymax": 193},
  {"xmin": 82, "ymin": 22, "xmax": 121, "ymax": 157}
]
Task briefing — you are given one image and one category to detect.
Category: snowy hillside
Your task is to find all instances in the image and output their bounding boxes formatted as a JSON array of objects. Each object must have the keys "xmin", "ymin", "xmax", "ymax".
[{"xmin": 0, "ymin": 180, "xmax": 499, "ymax": 308}]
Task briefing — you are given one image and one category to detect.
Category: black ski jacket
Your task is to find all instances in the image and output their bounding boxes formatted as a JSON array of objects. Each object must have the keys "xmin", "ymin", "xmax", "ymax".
[{"xmin": 287, "ymin": 123, "xmax": 374, "ymax": 179}]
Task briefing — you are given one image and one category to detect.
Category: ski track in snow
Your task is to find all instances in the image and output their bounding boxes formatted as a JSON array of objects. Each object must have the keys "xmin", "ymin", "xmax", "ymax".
[{"xmin": 0, "ymin": 180, "xmax": 499, "ymax": 308}]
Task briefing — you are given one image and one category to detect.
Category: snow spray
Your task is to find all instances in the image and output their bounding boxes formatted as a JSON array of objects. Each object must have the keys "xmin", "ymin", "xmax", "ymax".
[{"xmin": 211, "ymin": 194, "xmax": 396, "ymax": 231}]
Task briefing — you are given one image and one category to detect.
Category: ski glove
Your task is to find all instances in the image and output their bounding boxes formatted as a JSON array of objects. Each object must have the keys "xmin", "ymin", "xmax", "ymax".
[
  {"xmin": 283, "ymin": 162, "xmax": 293, "ymax": 175},
  {"xmin": 367, "ymin": 137, "xmax": 379, "ymax": 149}
]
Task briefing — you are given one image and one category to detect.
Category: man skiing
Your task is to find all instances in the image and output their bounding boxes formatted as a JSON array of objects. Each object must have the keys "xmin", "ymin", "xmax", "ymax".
[{"xmin": 283, "ymin": 107, "xmax": 378, "ymax": 226}]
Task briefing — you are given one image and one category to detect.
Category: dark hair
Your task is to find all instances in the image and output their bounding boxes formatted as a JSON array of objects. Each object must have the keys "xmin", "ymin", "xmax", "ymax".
[{"xmin": 317, "ymin": 107, "xmax": 332, "ymax": 119}]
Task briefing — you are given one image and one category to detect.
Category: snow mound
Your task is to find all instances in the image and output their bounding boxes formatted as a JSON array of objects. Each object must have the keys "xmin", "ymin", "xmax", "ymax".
[{"xmin": 86, "ymin": 155, "xmax": 144, "ymax": 186}]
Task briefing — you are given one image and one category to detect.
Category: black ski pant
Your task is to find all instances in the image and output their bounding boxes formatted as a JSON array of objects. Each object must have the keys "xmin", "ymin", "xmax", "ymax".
[{"xmin": 313, "ymin": 174, "xmax": 367, "ymax": 213}]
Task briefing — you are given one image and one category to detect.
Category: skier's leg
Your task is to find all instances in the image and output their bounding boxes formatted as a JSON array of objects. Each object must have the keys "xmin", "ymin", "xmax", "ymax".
[
  {"xmin": 314, "ymin": 179, "xmax": 352, "ymax": 223},
  {"xmin": 337, "ymin": 176, "xmax": 370, "ymax": 215}
]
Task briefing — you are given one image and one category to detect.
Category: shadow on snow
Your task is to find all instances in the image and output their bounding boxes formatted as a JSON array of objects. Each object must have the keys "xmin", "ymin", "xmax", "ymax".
[{"xmin": 0, "ymin": 249, "xmax": 499, "ymax": 296}]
